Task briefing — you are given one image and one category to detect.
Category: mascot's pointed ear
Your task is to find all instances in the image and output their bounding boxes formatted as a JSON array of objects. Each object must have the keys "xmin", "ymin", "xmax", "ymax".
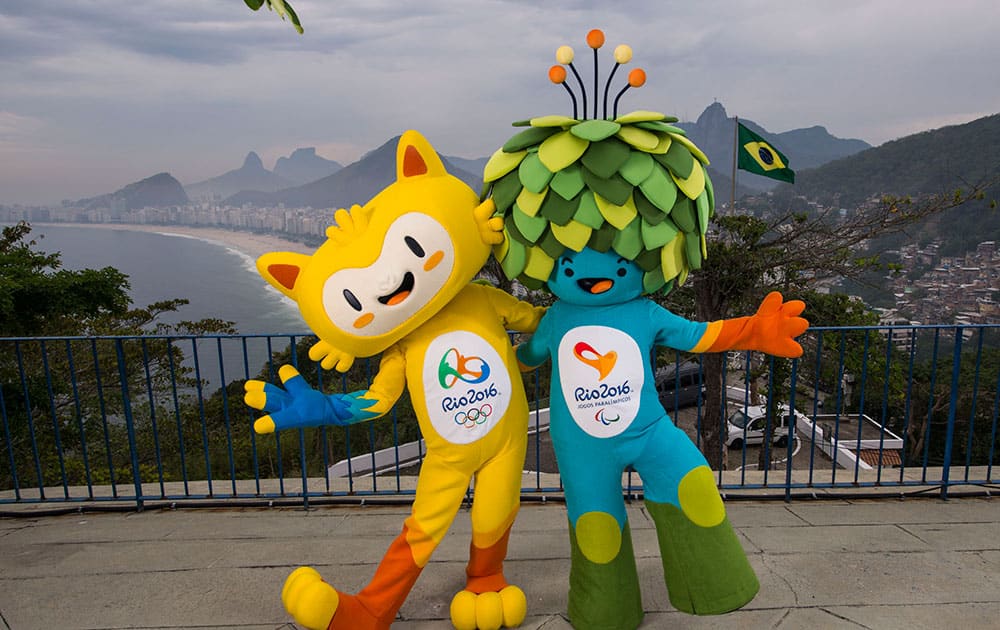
[
  {"xmin": 396, "ymin": 130, "xmax": 448, "ymax": 181},
  {"xmin": 256, "ymin": 252, "xmax": 313, "ymax": 299}
]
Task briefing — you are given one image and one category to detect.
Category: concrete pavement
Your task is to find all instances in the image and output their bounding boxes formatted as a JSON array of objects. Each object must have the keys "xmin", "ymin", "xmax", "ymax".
[{"xmin": 2, "ymin": 497, "xmax": 1000, "ymax": 629}]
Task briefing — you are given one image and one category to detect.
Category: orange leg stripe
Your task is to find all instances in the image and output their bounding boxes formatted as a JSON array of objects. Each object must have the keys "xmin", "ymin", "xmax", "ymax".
[
  {"xmin": 344, "ymin": 525, "xmax": 424, "ymax": 629},
  {"xmin": 464, "ymin": 525, "xmax": 513, "ymax": 594}
]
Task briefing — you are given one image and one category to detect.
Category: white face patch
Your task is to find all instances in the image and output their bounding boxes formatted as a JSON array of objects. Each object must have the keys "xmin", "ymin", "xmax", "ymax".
[
  {"xmin": 321, "ymin": 212, "xmax": 454, "ymax": 337},
  {"xmin": 557, "ymin": 326, "xmax": 644, "ymax": 438},
  {"xmin": 421, "ymin": 331, "xmax": 512, "ymax": 445}
]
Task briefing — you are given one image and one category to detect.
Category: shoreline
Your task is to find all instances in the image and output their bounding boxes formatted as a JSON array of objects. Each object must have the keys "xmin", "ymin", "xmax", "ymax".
[{"xmin": 29, "ymin": 222, "xmax": 317, "ymax": 260}]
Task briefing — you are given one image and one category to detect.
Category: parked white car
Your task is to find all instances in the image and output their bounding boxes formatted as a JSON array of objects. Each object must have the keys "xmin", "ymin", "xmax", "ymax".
[{"xmin": 726, "ymin": 404, "xmax": 805, "ymax": 449}]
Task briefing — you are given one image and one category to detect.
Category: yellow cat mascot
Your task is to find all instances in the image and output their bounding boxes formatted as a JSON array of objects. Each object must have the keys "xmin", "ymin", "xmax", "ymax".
[{"xmin": 245, "ymin": 131, "xmax": 544, "ymax": 630}]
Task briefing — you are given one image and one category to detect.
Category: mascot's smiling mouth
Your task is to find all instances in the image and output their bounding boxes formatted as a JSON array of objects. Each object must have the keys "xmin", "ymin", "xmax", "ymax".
[
  {"xmin": 378, "ymin": 272, "xmax": 415, "ymax": 306},
  {"xmin": 577, "ymin": 278, "xmax": 613, "ymax": 294}
]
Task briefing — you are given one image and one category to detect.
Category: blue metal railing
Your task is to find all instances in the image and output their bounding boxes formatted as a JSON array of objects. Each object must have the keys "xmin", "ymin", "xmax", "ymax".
[{"xmin": 2, "ymin": 324, "xmax": 998, "ymax": 510}]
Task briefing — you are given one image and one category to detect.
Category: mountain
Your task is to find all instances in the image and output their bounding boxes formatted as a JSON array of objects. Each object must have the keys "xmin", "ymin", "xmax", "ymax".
[
  {"xmin": 225, "ymin": 137, "xmax": 483, "ymax": 209},
  {"xmin": 185, "ymin": 152, "xmax": 293, "ymax": 200},
  {"xmin": 74, "ymin": 172, "xmax": 188, "ymax": 211},
  {"xmin": 771, "ymin": 113, "xmax": 1000, "ymax": 260},
  {"xmin": 771, "ymin": 113, "xmax": 1000, "ymax": 209},
  {"xmin": 677, "ymin": 102, "xmax": 871, "ymax": 192},
  {"xmin": 273, "ymin": 148, "xmax": 343, "ymax": 185}
]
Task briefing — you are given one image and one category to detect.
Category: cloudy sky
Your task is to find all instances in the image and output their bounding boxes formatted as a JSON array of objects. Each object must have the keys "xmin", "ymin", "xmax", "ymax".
[{"xmin": 2, "ymin": 0, "xmax": 996, "ymax": 205}]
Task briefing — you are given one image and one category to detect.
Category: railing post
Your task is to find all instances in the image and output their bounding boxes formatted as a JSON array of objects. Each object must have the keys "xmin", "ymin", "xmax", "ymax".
[
  {"xmin": 115, "ymin": 339, "xmax": 145, "ymax": 511},
  {"xmin": 940, "ymin": 328, "xmax": 964, "ymax": 499}
]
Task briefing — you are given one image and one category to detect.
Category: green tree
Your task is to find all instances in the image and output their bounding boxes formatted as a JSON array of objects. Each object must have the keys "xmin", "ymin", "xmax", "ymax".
[
  {"xmin": 672, "ymin": 185, "xmax": 993, "ymax": 470},
  {"xmin": 0, "ymin": 223, "xmax": 235, "ymax": 492}
]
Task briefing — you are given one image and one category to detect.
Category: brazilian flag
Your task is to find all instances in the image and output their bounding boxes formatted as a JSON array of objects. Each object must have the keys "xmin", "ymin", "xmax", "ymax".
[{"xmin": 737, "ymin": 122, "xmax": 795, "ymax": 183}]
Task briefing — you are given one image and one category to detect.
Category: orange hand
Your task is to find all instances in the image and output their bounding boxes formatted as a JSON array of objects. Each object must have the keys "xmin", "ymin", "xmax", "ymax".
[{"xmin": 697, "ymin": 291, "xmax": 809, "ymax": 358}]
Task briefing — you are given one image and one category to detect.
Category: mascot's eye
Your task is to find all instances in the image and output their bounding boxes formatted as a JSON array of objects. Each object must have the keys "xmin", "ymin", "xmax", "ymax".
[
  {"xmin": 564, "ymin": 267, "xmax": 574, "ymax": 278},
  {"xmin": 617, "ymin": 267, "xmax": 627, "ymax": 277},
  {"xmin": 404, "ymin": 236, "xmax": 425, "ymax": 258},
  {"xmin": 343, "ymin": 289, "xmax": 363, "ymax": 311}
]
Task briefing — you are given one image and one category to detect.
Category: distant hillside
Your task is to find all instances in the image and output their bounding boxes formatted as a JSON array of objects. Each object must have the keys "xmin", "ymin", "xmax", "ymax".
[
  {"xmin": 771, "ymin": 113, "xmax": 1000, "ymax": 261},
  {"xmin": 772, "ymin": 113, "xmax": 1000, "ymax": 209},
  {"xmin": 75, "ymin": 172, "xmax": 188, "ymax": 210},
  {"xmin": 273, "ymin": 147, "xmax": 342, "ymax": 185},
  {"xmin": 226, "ymin": 137, "xmax": 483, "ymax": 209},
  {"xmin": 185, "ymin": 152, "xmax": 293, "ymax": 200},
  {"xmin": 677, "ymin": 102, "xmax": 871, "ymax": 192}
]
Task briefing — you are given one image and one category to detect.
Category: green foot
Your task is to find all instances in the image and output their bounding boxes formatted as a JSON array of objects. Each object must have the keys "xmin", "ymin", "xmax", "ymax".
[
  {"xmin": 566, "ymin": 518, "xmax": 644, "ymax": 630},
  {"xmin": 645, "ymin": 500, "xmax": 760, "ymax": 615}
]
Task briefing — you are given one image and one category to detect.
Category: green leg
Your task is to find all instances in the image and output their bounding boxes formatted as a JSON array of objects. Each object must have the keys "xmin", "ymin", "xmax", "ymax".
[
  {"xmin": 645, "ymin": 499, "xmax": 759, "ymax": 615},
  {"xmin": 567, "ymin": 516, "xmax": 644, "ymax": 630}
]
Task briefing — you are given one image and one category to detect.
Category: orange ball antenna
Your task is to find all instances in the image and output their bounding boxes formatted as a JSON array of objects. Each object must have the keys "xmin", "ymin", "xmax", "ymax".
[
  {"xmin": 548, "ymin": 65, "xmax": 567, "ymax": 84},
  {"xmin": 628, "ymin": 68, "xmax": 646, "ymax": 87},
  {"xmin": 587, "ymin": 29, "xmax": 605, "ymax": 49}
]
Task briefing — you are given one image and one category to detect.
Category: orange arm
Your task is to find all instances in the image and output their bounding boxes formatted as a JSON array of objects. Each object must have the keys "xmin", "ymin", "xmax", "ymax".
[{"xmin": 691, "ymin": 292, "xmax": 809, "ymax": 358}]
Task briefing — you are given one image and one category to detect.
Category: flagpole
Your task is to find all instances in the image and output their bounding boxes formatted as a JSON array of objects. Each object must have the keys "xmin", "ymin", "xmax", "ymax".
[{"xmin": 731, "ymin": 115, "xmax": 738, "ymax": 213}]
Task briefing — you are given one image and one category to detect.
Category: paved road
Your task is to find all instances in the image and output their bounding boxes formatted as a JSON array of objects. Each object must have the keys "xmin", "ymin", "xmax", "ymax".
[{"xmin": 3, "ymin": 497, "xmax": 999, "ymax": 629}]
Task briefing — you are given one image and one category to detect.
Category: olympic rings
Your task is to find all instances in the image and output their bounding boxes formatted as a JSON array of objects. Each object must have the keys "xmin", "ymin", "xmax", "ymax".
[{"xmin": 454, "ymin": 404, "xmax": 493, "ymax": 428}]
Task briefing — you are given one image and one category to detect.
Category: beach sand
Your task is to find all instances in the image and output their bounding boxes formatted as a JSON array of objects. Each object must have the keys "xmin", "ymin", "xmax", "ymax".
[{"xmin": 43, "ymin": 223, "xmax": 317, "ymax": 260}]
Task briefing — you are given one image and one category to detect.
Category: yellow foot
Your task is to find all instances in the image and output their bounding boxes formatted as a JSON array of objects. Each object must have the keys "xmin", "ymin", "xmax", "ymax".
[
  {"xmin": 281, "ymin": 566, "xmax": 340, "ymax": 630},
  {"xmin": 450, "ymin": 585, "xmax": 527, "ymax": 630}
]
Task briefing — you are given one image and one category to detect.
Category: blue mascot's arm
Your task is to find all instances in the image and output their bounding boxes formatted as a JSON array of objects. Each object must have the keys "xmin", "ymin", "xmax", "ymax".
[
  {"xmin": 647, "ymin": 300, "xmax": 710, "ymax": 351},
  {"xmin": 515, "ymin": 309, "xmax": 554, "ymax": 369},
  {"xmin": 245, "ymin": 345, "xmax": 407, "ymax": 435}
]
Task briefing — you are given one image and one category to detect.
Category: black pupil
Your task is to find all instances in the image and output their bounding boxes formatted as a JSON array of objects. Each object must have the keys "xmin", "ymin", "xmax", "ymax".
[
  {"xmin": 343, "ymin": 289, "xmax": 362, "ymax": 311},
  {"xmin": 405, "ymin": 236, "xmax": 425, "ymax": 257},
  {"xmin": 617, "ymin": 268, "xmax": 627, "ymax": 277},
  {"xmin": 564, "ymin": 268, "xmax": 574, "ymax": 277}
]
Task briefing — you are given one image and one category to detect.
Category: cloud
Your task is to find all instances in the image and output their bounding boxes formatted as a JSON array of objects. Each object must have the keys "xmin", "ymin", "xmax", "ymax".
[{"xmin": 1, "ymin": 0, "xmax": 998, "ymax": 205}]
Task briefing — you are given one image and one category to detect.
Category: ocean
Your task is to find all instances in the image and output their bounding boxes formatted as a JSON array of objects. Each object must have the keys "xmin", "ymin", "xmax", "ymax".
[
  {"xmin": 29, "ymin": 224, "xmax": 308, "ymax": 335},
  {"xmin": 25, "ymin": 224, "xmax": 312, "ymax": 386}
]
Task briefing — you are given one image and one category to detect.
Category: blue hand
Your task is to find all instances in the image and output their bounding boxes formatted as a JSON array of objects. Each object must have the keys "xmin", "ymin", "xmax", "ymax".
[{"xmin": 244, "ymin": 365, "xmax": 378, "ymax": 434}]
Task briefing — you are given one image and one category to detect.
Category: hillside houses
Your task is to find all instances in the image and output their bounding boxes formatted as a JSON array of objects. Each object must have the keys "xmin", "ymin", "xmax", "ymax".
[{"xmin": 887, "ymin": 240, "xmax": 999, "ymax": 325}]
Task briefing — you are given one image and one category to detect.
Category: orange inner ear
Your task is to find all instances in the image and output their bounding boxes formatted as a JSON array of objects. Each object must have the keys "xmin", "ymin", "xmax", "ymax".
[
  {"xmin": 268, "ymin": 264, "xmax": 301, "ymax": 291},
  {"xmin": 403, "ymin": 145, "xmax": 428, "ymax": 177}
]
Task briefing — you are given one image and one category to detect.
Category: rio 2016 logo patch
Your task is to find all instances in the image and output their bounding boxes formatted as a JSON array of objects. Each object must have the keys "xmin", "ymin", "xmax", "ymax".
[
  {"xmin": 558, "ymin": 326, "xmax": 643, "ymax": 438},
  {"xmin": 423, "ymin": 331, "xmax": 511, "ymax": 444}
]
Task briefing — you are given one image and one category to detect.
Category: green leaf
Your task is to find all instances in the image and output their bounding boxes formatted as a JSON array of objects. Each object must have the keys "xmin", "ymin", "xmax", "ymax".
[
  {"xmin": 518, "ymin": 152, "xmax": 554, "ymax": 194},
  {"xmin": 634, "ymin": 189, "xmax": 668, "ymax": 225},
  {"xmin": 245, "ymin": 0, "xmax": 266, "ymax": 10},
  {"xmin": 635, "ymin": 248, "xmax": 661, "ymax": 272},
  {"xmin": 695, "ymin": 189, "xmax": 711, "ymax": 234},
  {"xmin": 551, "ymin": 219, "xmax": 593, "ymax": 252},
  {"xmin": 573, "ymin": 192, "xmax": 605, "ymax": 229},
  {"xmin": 538, "ymin": 230, "xmax": 566, "ymax": 259},
  {"xmin": 611, "ymin": 218, "xmax": 642, "ymax": 260},
  {"xmin": 570, "ymin": 119, "xmax": 621, "ymax": 142},
  {"xmin": 636, "ymin": 121, "xmax": 686, "ymax": 135},
  {"xmin": 616, "ymin": 126, "xmax": 660, "ymax": 151},
  {"xmin": 537, "ymin": 130, "xmax": 590, "ymax": 172},
  {"xmin": 581, "ymin": 167, "xmax": 632, "ymax": 206},
  {"xmin": 483, "ymin": 147, "xmax": 527, "ymax": 183},
  {"xmin": 643, "ymin": 269, "xmax": 667, "ymax": 294},
  {"xmin": 670, "ymin": 197, "xmax": 698, "ymax": 232},
  {"xmin": 581, "ymin": 137, "xmax": 632, "ymax": 179},
  {"xmin": 618, "ymin": 151, "xmax": 655, "ymax": 185},
  {"xmin": 489, "ymin": 171, "xmax": 523, "ymax": 212},
  {"xmin": 637, "ymin": 167, "xmax": 678, "ymax": 213},
  {"xmin": 539, "ymin": 189, "xmax": 579, "ymax": 226},
  {"xmin": 587, "ymin": 223, "xmax": 618, "ymax": 253},
  {"xmin": 550, "ymin": 163, "xmax": 586, "ymax": 200},
  {"xmin": 503, "ymin": 126, "xmax": 560, "ymax": 152},
  {"xmin": 614, "ymin": 110, "xmax": 671, "ymax": 124},
  {"xmin": 653, "ymin": 139, "xmax": 695, "ymax": 180},
  {"xmin": 684, "ymin": 229, "xmax": 703, "ymax": 270},
  {"xmin": 641, "ymin": 216, "xmax": 678, "ymax": 250},
  {"xmin": 513, "ymin": 203, "xmax": 549, "ymax": 242},
  {"xmin": 499, "ymin": 237, "xmax": 527, "ymax": 280},
  {"xmin": 530, "ymin": 115, "xmax": 578, "ymax": 128}
]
